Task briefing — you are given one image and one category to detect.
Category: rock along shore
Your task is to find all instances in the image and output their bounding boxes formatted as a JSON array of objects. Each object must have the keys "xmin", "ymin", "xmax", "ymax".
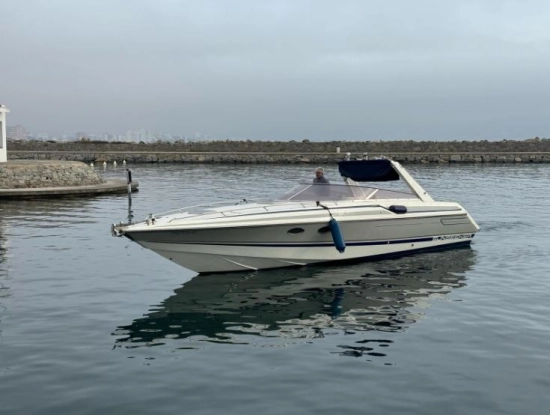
[
  {"xmin": 7, "ymin": 139, "xmax": 550, "ymax": 164},
  {"xmin": 0, "ymin": 160, "xmax": 139, "ymax": 198},
  {"xmin": 0, "ymin": 160, "xmax": 105, "ymax": 189}
]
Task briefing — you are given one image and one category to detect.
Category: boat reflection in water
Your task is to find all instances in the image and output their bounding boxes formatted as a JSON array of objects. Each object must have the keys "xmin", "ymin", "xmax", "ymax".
[{"xmin": 115, "ymin": 248, "xmax": 476, "ymax": 356}]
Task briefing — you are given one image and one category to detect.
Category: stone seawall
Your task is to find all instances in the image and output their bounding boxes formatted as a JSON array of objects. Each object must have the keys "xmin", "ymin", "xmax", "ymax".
[
  {"xmin": 6, "ymin": 139, "xmax": 550, "ymax": 164},
  {"xmin": 8, "ymin": 151, "xmax": 550, "ymax": 164},
  {"xmin": 0, "ymin": 161, "xmax": 105, "ymax": 189},
  {"xmin": 8, "ymin": 138, "xmax": 550, "ymax": 153}
]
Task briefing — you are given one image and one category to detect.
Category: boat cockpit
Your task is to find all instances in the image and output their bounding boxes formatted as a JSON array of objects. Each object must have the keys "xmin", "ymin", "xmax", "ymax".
[{"xmin": 278, "ymin": 183, "xmax": 418, "ymax": 202}]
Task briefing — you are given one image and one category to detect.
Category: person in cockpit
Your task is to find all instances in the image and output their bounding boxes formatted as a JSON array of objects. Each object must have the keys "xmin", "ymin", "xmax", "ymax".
[{"xmin": 313, "ymin": 167, "xmax": 330, "ymax": 184}]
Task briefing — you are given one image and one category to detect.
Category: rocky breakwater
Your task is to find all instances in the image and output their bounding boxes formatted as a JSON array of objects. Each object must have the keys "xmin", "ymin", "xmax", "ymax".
[
  {"xmin": 0, "ymin": 160, "xmax": 105, "ymax": 189},
  {"xmin": 7, "ymin": 137, "xmax": 550, "ymax": 164}
]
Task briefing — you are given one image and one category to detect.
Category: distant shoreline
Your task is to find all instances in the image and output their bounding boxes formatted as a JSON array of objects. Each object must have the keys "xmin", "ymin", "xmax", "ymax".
[{"xmin": 6, "ymin": 139, "xmax": 550, "ymax": 164}]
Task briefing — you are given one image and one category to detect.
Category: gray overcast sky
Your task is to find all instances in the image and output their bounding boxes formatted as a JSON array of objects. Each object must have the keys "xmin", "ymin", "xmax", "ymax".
[{"xmin": 2, "ymin": 0, "xmax": 550, "ymax": 140}]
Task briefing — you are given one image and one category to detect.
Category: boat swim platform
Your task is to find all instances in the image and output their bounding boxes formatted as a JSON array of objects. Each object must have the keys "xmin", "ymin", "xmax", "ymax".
[{"xmin": 0, "ymin": 179, "xmax": 139, "ymax": 199}]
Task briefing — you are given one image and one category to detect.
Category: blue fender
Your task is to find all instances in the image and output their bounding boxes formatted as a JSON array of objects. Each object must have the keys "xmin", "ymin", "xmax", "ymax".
[{"xmin": 329, "ymin": 218, "xmax": 346, "ymax": 253}]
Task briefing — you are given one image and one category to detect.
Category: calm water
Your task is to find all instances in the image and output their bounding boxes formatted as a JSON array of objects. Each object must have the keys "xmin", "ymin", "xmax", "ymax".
[{"xmin": 1, "ymin": 163, "xmax": 549, "ymax": 415}]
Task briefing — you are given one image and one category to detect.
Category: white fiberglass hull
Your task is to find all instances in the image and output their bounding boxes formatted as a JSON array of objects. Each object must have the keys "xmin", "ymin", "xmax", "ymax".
[
  {"xmin": 114, "ymin": 160, "xmax": 479, "ymax": 274},
  {"xmin": 135, "ymin": 232, "xmax": 475, "ymax": 273}
]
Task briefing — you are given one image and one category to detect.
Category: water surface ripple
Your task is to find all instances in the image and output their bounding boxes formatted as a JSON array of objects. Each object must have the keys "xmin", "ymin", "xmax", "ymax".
[{"xmin": 1, "ymin": 163, "xmax": 549, "ymax": 415}]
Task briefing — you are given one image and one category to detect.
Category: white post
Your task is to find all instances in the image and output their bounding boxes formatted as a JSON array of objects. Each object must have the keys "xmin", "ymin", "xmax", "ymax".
[{"xmin": 0, "ymin": 105, "xmax": 10, "ymax": 163}]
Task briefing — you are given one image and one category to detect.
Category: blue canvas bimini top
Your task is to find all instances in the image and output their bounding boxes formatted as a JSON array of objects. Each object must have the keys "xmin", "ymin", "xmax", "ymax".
[{"xmin": 338, "ymin": 159, "xmax": 400, "ymax": 182}]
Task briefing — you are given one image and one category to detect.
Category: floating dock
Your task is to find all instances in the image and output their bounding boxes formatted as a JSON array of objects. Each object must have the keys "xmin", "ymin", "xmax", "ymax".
[{"xmin": 0, "ymin": 179, "xmax": 138, "ymax": 199}]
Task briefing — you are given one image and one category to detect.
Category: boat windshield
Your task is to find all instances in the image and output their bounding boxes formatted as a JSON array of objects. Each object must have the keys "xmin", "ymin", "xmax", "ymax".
[{"xmin": 277, "ymin": 183, "xmax": 417, "ymax": 202}]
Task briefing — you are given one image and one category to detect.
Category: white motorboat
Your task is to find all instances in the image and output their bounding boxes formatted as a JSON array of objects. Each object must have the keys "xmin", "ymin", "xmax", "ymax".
[{"xmin": 112, "ymin": 159, "xmax": 479, "ymax": 273}]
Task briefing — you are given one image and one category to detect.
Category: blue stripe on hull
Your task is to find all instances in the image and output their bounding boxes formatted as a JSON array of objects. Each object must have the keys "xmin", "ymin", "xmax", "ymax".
[
  {"xmin": 198, "ymin": 240, "xmax": 474, "ymax": 275},
  {"xmin": 185, "ymin": 234, "xmax": 475, "ymax": 248},
  {"xmin": 341, "ymin": 240, "xmax": 473, "ymax": 264}
]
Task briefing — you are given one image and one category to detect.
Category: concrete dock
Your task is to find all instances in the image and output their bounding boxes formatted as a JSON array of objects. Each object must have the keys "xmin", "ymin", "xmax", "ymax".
[{"xmin": 0, "ymin": 179, "xmax": 139, "ymax": 199}]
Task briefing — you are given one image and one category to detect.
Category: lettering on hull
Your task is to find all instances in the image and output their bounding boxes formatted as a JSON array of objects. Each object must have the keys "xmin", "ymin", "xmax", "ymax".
[{"xmin": 433, "ymin": 234, "xmax": 475, "ymax": 242}]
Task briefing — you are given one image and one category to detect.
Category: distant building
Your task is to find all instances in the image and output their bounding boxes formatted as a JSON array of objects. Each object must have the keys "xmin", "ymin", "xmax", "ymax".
[
  {"xmin": 6, "ymin": 124, "xmax": 29, "ymax": 140},
  {"xmin": 5, "ymin": 126, "xmax": 201, "ymax": 143},
  {"xmin": 75, "ymin": 131, "xmax": 89, "ymax": 141}
]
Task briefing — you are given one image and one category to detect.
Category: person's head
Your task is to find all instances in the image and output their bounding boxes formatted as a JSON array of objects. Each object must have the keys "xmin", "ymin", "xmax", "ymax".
[{"xmin": 315, "ymin": 167, "xmax": 324, "ymax": 178}]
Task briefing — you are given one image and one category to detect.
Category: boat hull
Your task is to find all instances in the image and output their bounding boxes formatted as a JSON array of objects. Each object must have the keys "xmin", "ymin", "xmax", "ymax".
[{"xmin": 129, "ymin": 231, "xmax": 476, "ymax": 273}]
